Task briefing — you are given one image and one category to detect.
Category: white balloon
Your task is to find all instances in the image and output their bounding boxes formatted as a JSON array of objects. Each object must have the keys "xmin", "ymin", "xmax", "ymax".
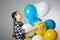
[
  {"xmin": 22, "ymin": 24, "xmax": 34, "ymax": 37},
  {"xmin": 32, "ymin": 35, "xmax": 43, "ymax": 40},
  {"xmin": 35, "ymin": 1, "xmax": 50, "ymax": 18}
]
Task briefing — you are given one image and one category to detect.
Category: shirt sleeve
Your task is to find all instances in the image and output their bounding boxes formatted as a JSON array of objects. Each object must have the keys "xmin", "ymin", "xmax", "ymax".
[
  {"xmin": 19, "ymin": 21, "xmax": 24, "ymax": 27},
  {"xmin": 19, "ymin": 27, "xmax": 25, "ymax": 35}
]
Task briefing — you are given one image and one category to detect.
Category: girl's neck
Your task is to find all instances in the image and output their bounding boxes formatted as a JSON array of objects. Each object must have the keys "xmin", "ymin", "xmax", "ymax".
[{"xmin": 16, "ymin": 19, "xmax": 21, "ymax": 22}]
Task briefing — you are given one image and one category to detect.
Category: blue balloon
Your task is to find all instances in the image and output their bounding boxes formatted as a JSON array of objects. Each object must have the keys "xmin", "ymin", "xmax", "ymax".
[
  {"xmin": 29, "ymin": 20, "xmax": 34, "ymax": 26},
  {"xmin": 29, "ymin": 17, "xmax": 42, "ymax": 26},
  {"xmin": 24, "ymin": 4, "xmax": 37, "ymax": 20},
  {"xmin": 44, "ymin": 19, "xmax": 56, "ymax": 29}
]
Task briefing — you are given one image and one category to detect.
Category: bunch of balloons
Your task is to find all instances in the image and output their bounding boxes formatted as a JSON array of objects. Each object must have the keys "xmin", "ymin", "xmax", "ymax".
[{"xmin": 22, "ymin": 1, "xmax": 58, "ymax": 40}]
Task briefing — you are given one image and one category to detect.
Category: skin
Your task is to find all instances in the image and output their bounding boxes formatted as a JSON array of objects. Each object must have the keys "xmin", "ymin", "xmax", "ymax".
[{"xmin": 12, "ymin": 11, "xmax": 42, "ymax": 40}]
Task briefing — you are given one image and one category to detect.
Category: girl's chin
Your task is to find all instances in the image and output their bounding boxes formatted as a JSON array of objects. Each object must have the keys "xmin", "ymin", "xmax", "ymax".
[{"xmin": 20, "ymin": 17, "xmax": 22, "ymax": 19}]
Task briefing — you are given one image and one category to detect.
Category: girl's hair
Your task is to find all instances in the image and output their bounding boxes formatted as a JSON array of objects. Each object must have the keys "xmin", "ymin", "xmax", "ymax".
[
  {"xmin": 12, "ymin": 11, "xmax": 18, "ymax": 21},
  {"xmin": 12, "ymin": 11, "xmax": 18, "ymax": 29}
]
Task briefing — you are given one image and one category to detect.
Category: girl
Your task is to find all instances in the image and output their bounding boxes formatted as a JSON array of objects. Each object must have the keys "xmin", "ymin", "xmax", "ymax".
[{"xmin": 12, "ymin": 11, "xmax": 41, "ymax": 40}]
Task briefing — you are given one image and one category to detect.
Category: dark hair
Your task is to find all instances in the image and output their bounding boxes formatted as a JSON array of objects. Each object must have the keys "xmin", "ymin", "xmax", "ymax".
[
  {"xmin": 12, "ymin": 11, "xmax": 18, "ymax": 29},
  {"xmin": 12, "ymin": 11, "xmax": 18, "ymax": 21}
]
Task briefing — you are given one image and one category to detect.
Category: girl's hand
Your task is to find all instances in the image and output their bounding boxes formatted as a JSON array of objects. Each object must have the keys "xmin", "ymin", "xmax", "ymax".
[
  {"xmin": 12, "ymin": 31, "xmax": 14, "ymax": 40},
  {"xmin": 35, "ymin": 24, "xmax": 43, "ymax": 30},
  {"xmin": 12, "ymin": 31, "xmax": 14, "ymax": 38}
]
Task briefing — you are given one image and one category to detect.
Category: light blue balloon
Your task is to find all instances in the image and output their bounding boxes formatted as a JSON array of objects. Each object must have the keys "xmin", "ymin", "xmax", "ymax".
[
  {"xmin": 29, "ymin": 17, "xmax": 42, "ymax": 26},
  {"xmin": 24, "ymin": 4, "xmax": 37, "ymax": 20},
  {"xmin": 44, "ymin": 19, "xmax": 56, "ymax": 30}
]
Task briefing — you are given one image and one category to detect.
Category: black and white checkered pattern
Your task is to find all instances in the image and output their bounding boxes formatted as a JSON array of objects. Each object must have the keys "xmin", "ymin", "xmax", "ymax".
[{"xmin": 14, "ymin": 21, "xmax": 25, "ymax": 40}]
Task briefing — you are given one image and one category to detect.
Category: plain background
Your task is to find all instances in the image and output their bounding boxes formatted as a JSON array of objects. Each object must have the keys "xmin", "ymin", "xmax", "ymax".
[{"xmin": 0, "ymin": 0, "xmax": 60, "ymax": 40}]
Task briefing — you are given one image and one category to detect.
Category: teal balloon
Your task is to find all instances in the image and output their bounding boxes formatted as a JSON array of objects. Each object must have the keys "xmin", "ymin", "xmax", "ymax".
[
  {"xmin": 29, "ymin": 17, "xmax": 42, "ymax": 26},
  {"xmin": 44, "ymin": 19, "xmax": 56, "ymax": 30},
  {"xmin": 24, "ymin": 4, "xmax": 37, "ymax": 20},
  {"xmin": 29, "ymin": 20, "xmax": 34, "ymax": 26}
]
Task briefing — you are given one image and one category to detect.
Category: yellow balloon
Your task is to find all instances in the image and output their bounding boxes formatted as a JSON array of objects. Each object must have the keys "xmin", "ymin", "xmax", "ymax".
[
  {"xmin": 34, "ymin": 21, "xmax": 46, "ymax": 36},
  {"xmin": 44, "ymin": 29, "xmax": 58, "ymax": 40},
  {"xmin": 21, "ymin": 6, "xmax": 25, "ymax": 15},
  {"xmin": 24, "ymin": 38, "xmax": 31, "ymax": 40}
]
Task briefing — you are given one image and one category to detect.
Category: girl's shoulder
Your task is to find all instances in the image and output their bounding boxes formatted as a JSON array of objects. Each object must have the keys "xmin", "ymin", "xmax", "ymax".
[
  {"xmin": 19, "ymin": 21, "xmax": 24, "ymax": 26},
  {"xmin": 14, "ymin": 21, "xmax": 24, "ymax": 27}
]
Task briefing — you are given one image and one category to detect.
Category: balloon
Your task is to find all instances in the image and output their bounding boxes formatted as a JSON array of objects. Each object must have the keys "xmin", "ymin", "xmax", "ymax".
[
  {"xmin": 22, "ymin": 24, "xmax": 34, "ymax": 38},
  {"xmin": 24, "ymin": 38, "xmax": 31, "ymax": 40},
  {"xmin": 32, "ymin": 35, "xmax": 43, "ymax": 40},
  {"xmin": 44, "ymin": 19, "xmax": 56, "ymax": 29},
  {"xmin": 44, "ymin": 29, "xmax": 58, "ymax": 40},
  {"xmin": 29, "ymin": 17, "xmax": 42, "ymax": 26},
  {"xmin": 24, "ymin": 4, "xmax": 37, "ymax": 20},
  {"xmin": 34, "ymin": 21, "xmax": 46, "ymax": 36},
  {"xmin": 35, "ymin": 1, "xmax": 50, "ymax": 18},
  {"xmin": 34, "ymin": 17, "xmax": 42, "ymax": 23},
  {"xmin": 22, "ymin": 6, "xmax": 25, "ymax": 15}
]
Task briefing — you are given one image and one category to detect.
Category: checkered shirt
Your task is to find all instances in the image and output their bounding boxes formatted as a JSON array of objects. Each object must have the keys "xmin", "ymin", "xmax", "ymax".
[{"xmin": 14, "ymin": 21, "xmax": 25, "ymax": 40}]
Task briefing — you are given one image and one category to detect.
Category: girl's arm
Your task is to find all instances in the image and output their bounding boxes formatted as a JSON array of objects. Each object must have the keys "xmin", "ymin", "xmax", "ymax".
[
  {"xmin": 25, "ymin": 25, "xmax": 40, "ymax": 33},
  {"xmin": 12, "ymin": 30, "xmax": 14, "ymax": 40},
  {"xmin": 12, "ymin": 30, "xmax": 14, "ymax": 38}
]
